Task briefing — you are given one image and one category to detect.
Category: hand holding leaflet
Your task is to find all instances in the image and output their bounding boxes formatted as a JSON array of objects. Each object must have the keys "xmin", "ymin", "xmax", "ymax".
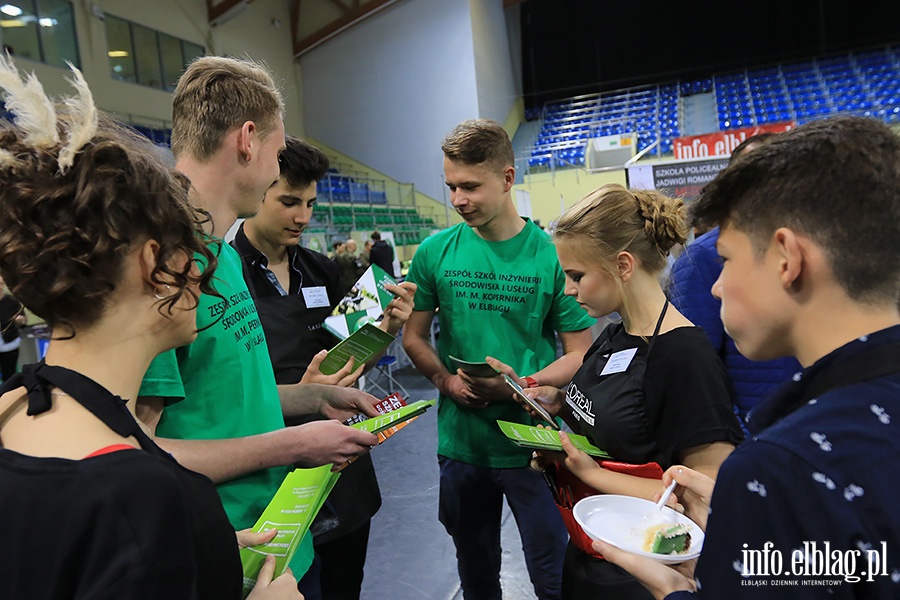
[
  {"xmin": 239, "ymin": 466, "xmax": 340, "ymax": 597},
  {"xmin": 497, "ymin": 420, "xmax": 609, "ymax": 457},
  {"xmin": 240, "ymin": 400, "xmax": 437, "ymax": 594},
  {"xmin": 319, "ymin": 323, "xmax": 394, "ymax": 376},
  {"xmin": 348, "ymin": 399, "xmax": 436, "ymax": 437},
  {"xmin": 335, "ymin": 398, "xmax": 437, "ymax": 471},
  {"xmin": 504, "ymin": 374, "xmax": 560, "ymax": 429},
  {"xmin": 319, "ymin": 264, "xmax": 398, "ymax": 376},
  {"xmin": 449, "ymin": 355, "xmax": 500, "ymax": 378}
]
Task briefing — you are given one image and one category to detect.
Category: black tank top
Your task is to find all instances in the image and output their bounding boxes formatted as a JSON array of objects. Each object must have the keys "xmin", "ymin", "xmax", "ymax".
[{"xmin": 0, "ymin": 362, "xmax": 242, "ymax": 600}]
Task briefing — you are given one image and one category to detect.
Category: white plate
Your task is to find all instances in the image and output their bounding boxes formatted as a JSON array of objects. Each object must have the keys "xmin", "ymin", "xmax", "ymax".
[{"xmin": 573, "ymin": 494, "xmax": 704, "ymax": 564}]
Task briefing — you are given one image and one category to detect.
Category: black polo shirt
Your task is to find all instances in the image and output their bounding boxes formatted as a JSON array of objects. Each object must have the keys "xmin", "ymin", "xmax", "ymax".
[{"xmin": 231, "ymin": 223, "xmax": 345, "ymax": 306}]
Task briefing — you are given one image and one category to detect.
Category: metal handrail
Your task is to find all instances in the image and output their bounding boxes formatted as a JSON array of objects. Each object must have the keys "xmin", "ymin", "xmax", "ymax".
[{"xmin": 624, "ymin": 140, "xmax": 660, "ymax": 166}]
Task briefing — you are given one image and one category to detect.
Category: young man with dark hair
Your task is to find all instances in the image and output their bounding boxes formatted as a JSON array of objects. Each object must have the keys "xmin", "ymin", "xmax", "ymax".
[
  {"xmin": 403, "ymin": 119, "xmax": 595, "ymax": 600},
  {"xmin": 137, "ymin": 58, "xmax": 381, "ymax": 596},
  {"xmin": 233, "ymin": 136, "xmax": 416, "ymax": 600},
  {"xmin": 598, "ymin": 115, "xmax": 900, "ymax": 599},
  {"xmin": 668, "ymin": 132, "xmax": 800, "ymax": 433}
]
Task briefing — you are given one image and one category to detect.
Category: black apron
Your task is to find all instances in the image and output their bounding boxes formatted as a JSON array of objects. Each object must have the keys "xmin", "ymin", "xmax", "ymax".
[
  {"xmin": 565, "ymin": 301, "xmax": 669, "ymax": 466},
  {"xmin": 246, "ymin": 273, "xmax": 382, "ymax": 545},
  {"xmin": 254, "ymin": 290, "xmax": 336, "ymax": 388},
  {"xmin": 562, "ymin": 307, "xmax": 669, "ymax": 600}
]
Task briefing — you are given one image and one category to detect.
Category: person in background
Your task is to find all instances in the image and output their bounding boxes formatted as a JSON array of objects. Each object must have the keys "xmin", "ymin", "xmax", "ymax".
[
  {"xmin": 368, "ymin": 231, "xmax": 394, "ymax": 276},
  {"xmin": 135, "ymin": 56, "xmax": 379, "ymax": 600},
  {"xmin": 331, "ymin": 240, "xmax": 346, "ymax": 260},
  {"xmin": 336, "ymin": 238, "xmax": 365, "ymax": 293},
  {"xmin": 403, "ymin": 119, "xmax": 594, "ymax": 600},
  {"xmin": 0, "ymin": 57, "xmax": 300, "ymax": 600},
  {"xmin": 0, "ymin": 277, "xmax": 23, "ymax": 381},
  {"xmin": 362, "ymin": 240, "xmax": 373, "ymax": 269},
  {"xmin": 597, "ymin": 116, "xmax": 900, "ymax": 599},
  {"xmin": 668, "ymin": 133, "xmax": 800, "ymax": 433},
  {"xmin": 514, "ymin": 184, "xmax": 741, "ymax": 599},
  {"xmin": 233, "ymin": 136, "xmax": 416, "ymax": 599}
]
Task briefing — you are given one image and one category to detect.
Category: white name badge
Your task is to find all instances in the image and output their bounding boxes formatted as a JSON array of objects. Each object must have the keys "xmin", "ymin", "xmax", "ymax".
[
  {"xmin": 599, "ymin": 348, "xmax": 639, "ymax": 376},
  {"xmin": 302, "ymin": 286, "xmax": 330, "ymax": 309}
]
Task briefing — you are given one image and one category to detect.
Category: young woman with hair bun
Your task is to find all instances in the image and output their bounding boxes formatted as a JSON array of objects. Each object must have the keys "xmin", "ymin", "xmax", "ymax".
[
  {"xmin": 0, "ymin": 58, "xmax": 301, "ymax": 599},
  {"xmin": 494, "ymin": 183, "xmax": 744, "ymax": 599}
]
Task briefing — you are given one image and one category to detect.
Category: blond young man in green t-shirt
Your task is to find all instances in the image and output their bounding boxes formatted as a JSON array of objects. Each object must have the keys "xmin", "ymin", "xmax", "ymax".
[
  {"xmin": 403, "ymin": 119, "xmax": 594, "ymax": 600},
  {"xmin": 136, "ymin": 56, "xmax": 380, "ymax": 596}
]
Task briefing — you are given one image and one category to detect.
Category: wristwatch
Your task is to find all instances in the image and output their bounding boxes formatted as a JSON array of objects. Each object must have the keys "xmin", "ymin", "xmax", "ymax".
[{"xmin": 523, "ymin": 376, "xmax": 540, "ymax": 388}]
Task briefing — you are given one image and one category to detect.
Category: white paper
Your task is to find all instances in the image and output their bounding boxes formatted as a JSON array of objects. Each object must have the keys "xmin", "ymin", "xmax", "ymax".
[
  {"xmin": 302, "ymin": 286, "xmax": 330, "ymax": 309},
  {"xmin": 600, "ymin": 348, "xmax": 638, "ymax": 376}
]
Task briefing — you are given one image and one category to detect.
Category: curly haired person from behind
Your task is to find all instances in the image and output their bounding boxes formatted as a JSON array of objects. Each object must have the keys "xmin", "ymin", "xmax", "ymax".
[{"xmin": 0, "ymin": 57, "xmax": 300, "ymax": 599}]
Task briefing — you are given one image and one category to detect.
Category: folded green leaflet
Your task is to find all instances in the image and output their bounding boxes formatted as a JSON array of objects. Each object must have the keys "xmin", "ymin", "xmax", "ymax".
[
  {"xmin": 319, "ymin": 322, "xmax": 395, "ymax": 375},
  {"xmin": 448, "ymin": 355, "xmax": 500, "ymax": 378},
  {"xmin": 496, "ymin": 420, "xmax": 610, "ymax": 458},
  {"xmin": 349, "ymin": 399, "xmax": 436, "ymax": 435},
  {"xmin": 239, "ymin": 466, "xmax": 340, "ymax": 597}
]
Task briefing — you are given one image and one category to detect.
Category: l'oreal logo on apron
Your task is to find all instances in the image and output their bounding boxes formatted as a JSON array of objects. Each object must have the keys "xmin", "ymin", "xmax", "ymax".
[{"xmin": 565, "ymin": 382, "xmax": 594, "ymax": 426}]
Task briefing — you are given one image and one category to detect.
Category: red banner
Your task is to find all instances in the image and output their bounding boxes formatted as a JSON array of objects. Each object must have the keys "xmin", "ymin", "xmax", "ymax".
[{"xmin": 673, "ymin": 123, "xmax": 794, "ymax": 160}]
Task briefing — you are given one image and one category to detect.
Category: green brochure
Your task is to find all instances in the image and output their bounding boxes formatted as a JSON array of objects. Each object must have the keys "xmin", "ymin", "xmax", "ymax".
[
  {"xmin": 239, "ymin": 466, "xmax": 341, "ymax": 597},
  {"xmin": 319, "ymin": 322, "xmax": 395, "ymax": 375},
  {"xmin": 324, "ymin": 264, "xmax": 397, "ymax": 339},
  {"xmin": 496, "ymin": 420, "xmax": 611, "ymax": 458},
  {"xmin": 449, "ymin": 355, "xmax": 500, "ymax": 378},
  {"xmin": 349, "ymin": 399, "xmax": 436, "ymax": 436}
]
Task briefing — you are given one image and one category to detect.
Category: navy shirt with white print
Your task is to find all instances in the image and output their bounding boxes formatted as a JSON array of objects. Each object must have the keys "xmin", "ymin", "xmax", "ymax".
[{"xmin": 667, "ymin": 325, "xmax": 900, "ymax": 599}]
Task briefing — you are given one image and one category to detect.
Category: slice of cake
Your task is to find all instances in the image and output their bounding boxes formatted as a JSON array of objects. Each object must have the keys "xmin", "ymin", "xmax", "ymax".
[{"xmin": 642, "ymin": 523, "xmax": 692, "ymax": 555}]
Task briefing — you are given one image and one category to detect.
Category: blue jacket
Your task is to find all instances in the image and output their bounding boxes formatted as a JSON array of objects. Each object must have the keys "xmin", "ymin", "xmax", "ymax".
[{"xmin": 668, "ymin": 228, "xmax": 801, "ymax": 432}]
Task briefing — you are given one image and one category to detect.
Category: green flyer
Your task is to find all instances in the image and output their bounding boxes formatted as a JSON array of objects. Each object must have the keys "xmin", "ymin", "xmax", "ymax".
[
  {"xmin": 349, "ymin": 399, "xmax": 436, "ymax": 436},
  {"xmin": 319, "ymin": 322, "xmax": 395, "ymax": 376},
  {"xmin": 240, "ymin": 466, "xmax": 341, "ymax": 596},
  {"xmin": 496, "ymin": 420, "xmax": 610, "ymax": 458}
]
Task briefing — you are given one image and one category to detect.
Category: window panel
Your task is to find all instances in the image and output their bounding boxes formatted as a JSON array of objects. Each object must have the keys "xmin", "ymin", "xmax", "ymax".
[
  {"xmin": 132, "ymin": 23, "xmax": 161, "ymax": 89},
  {"xmin": 181, "ymin": 40, "xmax": 204, "ymax": 68},
  {"xmin": 158, "ymin": 32, "xmax": 182, "ymax": 92},
  {"xmin": 105, "ymin": 15, "xmax": 135, "ymax": 83},
  {"xmin": 0, "ymin": 0, "xmax": 41, "ymax": 62},
  {"xmin": 103, "ymin": 15, "xmax": 203, "ymax": 92},
  {"xmin": 35, "ymin": 0, "xmax": 78, "ymax": 67}
]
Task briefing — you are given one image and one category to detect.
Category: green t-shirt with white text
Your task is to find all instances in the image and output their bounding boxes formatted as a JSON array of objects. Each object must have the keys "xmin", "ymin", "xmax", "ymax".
[
  {"xmin": 139, "ymin": 241, "xmax": 314, "ymax": 577},
  {"xmin": 406, "ymin": 219, "xmax": 594, "ymax": 468}
]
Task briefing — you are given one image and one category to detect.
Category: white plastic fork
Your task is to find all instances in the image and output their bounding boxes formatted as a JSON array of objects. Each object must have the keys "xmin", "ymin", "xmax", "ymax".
[{"xmin": 642, "ymin": 480, "xmax": 678, "ymax": 526}]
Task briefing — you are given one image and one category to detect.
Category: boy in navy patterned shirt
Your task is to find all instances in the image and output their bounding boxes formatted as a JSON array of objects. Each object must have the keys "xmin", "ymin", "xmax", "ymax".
[{"xmin": 597, "ymin": 116, "xmax": 900, "ymax": 599}]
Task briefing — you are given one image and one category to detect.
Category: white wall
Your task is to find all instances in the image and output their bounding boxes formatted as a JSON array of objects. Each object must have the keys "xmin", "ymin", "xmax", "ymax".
[
  {"xmin": 209, "ymin": 0, "xmax": 305, "ymax": 136},
  {"xmin": 504, "ymin": 3, "xmax": 523, "ymax": 99},
  {"xmin": 470, "ymin": 0, "xmax": 517, "ymax": 123},
  {"xmin": 301, "ymin": 0, "xmax": 488, "ymax": 202}
]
